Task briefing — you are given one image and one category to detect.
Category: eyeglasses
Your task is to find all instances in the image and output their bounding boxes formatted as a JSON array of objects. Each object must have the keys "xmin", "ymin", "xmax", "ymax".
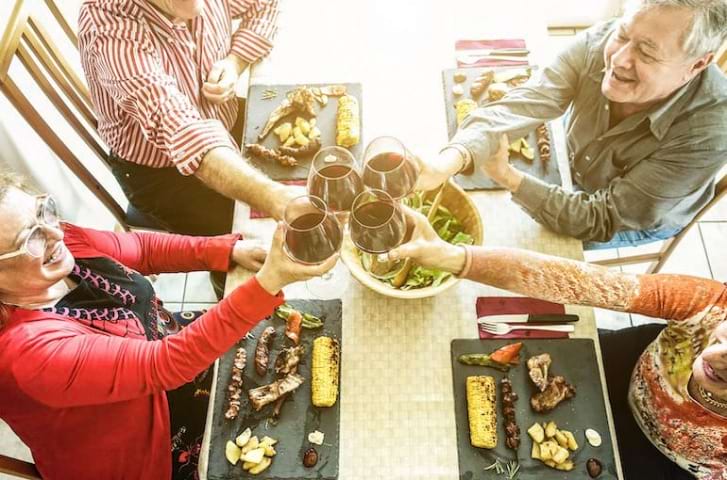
[{"xmin": 0, "ymin": 195, "xmax": 61, "ymax": 261}]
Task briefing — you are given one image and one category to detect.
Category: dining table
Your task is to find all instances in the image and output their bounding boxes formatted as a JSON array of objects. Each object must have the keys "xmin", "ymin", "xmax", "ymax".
[{"xmin": 199, "ymin": 1, "xmax": 624, "ymax": 478}]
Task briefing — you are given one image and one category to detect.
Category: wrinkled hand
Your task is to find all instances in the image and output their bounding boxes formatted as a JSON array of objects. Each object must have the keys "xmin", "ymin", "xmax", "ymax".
[
  {"xmin": 203, "ymin": 55, "xmax": 248, "ymax": 105},
  {"xmin": 480, "ymin": 134, "xmax": 516, "ymax": 183},
  {"xmin": 231, "ymin": 239, "xmax": 267, "ymax": 272},
  {"xmin": 270, "ymin": 184, "xmax": 307, "ymax": 221},
  {"xmin": 388, "ymin": 207, "xmax": 466, "ymax": 273},
  {"xmin": 255, "ymin": 222, "xmax": 338, "ymax": 294},
  {"xmin": 414, "ymin": 151, "xmax": 463, "ymax": 192}
]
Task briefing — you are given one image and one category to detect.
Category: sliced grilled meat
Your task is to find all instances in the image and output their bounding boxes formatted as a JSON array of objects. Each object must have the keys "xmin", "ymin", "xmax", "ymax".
[
  {"xmin": 530, "ymin": 375, "xmax": 576, "ymax": 413},
  {"xmin": 527, "ymin": 353, "xmax": 552, "ymax": 392},
  {"xmin": 274, "ymin": 345, "xmax": 305, "ymax": 376},
  {"xmin": 248, "ymin": 373, "xmax": 305, "ymax": 411}
]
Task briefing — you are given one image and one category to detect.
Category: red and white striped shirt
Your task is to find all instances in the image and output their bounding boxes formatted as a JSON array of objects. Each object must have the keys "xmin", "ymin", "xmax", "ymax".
[{"xmin": 78, "ymin": 0, "xmax": 279, "ymax": 175}]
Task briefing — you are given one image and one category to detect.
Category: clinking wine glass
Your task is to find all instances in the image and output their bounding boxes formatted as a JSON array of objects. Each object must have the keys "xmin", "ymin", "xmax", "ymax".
[
  {"xmin": 361, "ymin": 136, "xmax": 420, "ymax": 200},
  {"xmin": 283, "ymin": 195, "xmax": 345, "ymax": 299},
  {"xmin": 307, "ymin": 146, "xmax": 364, "ymax": 215},
  {"xmin": 349, "ymin": 189, "xmax": 408, "ymax": 278}
]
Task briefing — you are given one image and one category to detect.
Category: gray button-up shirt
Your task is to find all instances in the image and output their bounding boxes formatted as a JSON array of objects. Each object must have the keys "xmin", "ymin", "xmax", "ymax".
[{"xmin": 451, "ymin": 20, "xmax": 727, "ymax": 242}]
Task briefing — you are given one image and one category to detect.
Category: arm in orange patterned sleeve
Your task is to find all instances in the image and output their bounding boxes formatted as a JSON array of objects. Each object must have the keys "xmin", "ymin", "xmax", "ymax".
[
  {"xmin": 628, "ymin": 274, "xmax": 726, "ymax": 321},
  {"xmin": 391, "ymin": 208, "xmax": 727, "ymax": 319}
]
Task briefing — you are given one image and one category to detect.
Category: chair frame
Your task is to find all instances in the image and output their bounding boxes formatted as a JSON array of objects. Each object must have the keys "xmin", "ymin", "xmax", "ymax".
[
  {"xmin": 0, "ymin": 0, "xmax": 133, "ymax": 231},
  {"xmin": 591, "ymin": 173, "xmax": 727, "ymax": 274},
  {"xmin": 0, "ymin": 455, "xmax": 40, "ymax": 480}
]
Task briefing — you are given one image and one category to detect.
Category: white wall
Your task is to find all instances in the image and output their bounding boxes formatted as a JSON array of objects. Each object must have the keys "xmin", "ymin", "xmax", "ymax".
[
  {"xmin": 0, "ymin": 0, "xmax": 119, "ymax": 230},
  {"xmin": 546, "ymin": 0, "xmax": 623, "ymax": 27}
]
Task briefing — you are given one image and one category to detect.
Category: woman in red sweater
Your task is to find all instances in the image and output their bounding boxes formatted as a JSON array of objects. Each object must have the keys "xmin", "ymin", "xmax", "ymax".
[{"xmin": 0, "ymin": 173, "xmax": 334, "ymax": 479}]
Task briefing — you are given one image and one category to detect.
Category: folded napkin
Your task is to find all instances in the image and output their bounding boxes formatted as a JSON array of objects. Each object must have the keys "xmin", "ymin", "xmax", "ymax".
[
  {"xmin": 477, "ymin": 296, "xmax": 569, "ymax": 339},
  {"xmin": 249, "ymin": 180, "xmax": 307, "ymax": 219},
  {"xmin": 455, "ymin": 38, "xmax": 529, "ymax": 68}
]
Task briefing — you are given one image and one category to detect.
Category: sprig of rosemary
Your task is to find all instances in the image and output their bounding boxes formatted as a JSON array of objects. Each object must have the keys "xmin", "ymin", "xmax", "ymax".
[
  {"xmin": 261, "ymin": 88, "xmax": 277, "ymax": 100},
  {"xmin": 484, "ymin": 458, "xmax": 520, "ymax": 480},
  {"xmin": 484, "ymin": 459, "xmax": 505, "ymax": 475}
]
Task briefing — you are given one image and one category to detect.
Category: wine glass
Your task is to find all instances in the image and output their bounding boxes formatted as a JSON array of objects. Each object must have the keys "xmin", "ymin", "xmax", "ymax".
[
  {"xmin": 307, "ymin": 146, "xmax": 364, "ymax": 214},
  {"xmin": 350, "ymin": 189, "xmax": 408, "ymax": 278},
  {"xmin": 283, "ymin": 195, "xmax": 345, "ymax": 299},
  {"xmin": 361, "ymin": 136, "xmax": 420, "ymax": 200}
]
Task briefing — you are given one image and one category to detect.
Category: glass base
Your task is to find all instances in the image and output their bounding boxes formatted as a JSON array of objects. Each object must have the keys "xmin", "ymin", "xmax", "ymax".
[
  {"xmin": 360, "ymin": 252, "xmax": 404, "ymax": 280},
  {"xmin": 305, "ymin": 260, "xmax": 350, "ymax": 300}
]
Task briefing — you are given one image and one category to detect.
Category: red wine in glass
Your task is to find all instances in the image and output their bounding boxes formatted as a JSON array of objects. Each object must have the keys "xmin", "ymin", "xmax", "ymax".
[
  {"xmin": 350, "ymin": 190, "xmax": 407, "ymax": 255},
  {"xmin": 284, "ymin": 196, "xmax": 342, "ymax": 265},
  {"xmin": 362, "ymin": 136, "xmax": 420, "ymax": 200},
  {"xmin": 308, "ymin": 147, "xmax": 364, "ymax": 212}
]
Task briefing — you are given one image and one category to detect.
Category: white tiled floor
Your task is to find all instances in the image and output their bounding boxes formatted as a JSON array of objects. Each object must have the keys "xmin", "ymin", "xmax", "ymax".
[
  {"xmin": 584, "ymin": 195, "xmax": 727, "ymax": 330},
  {"xmin": 183, "ymin": 272, "xmax": 219, "ymax": 304},
  {"xmin": 700, "ymin": 221, "xmax": 727, "ymax": 279}
]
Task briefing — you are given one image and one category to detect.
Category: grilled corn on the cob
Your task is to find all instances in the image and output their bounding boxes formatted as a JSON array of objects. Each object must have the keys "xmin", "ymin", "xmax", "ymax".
[
  {"xmin": 335, "ymin": 95, "xmax": 360, "ymax": 147},
  {"xmin": 466, "ymin": 375, "xmax": 497, "ymax": 448},
  {"xmin": 455, "ymin": 98, "xmax": 477, "ymax": 126},
  {"xmin": 311, "ymin": 336, "xmax": 340, "ymax": 407}
]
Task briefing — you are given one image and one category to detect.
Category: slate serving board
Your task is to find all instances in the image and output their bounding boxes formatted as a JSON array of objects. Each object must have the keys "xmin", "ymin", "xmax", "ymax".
[
  {"xmin": 451, "ymin": 338, "xmax": 617, "ymax": 479},
  {"xmin": 441, "ymin": 67, "xmax": 562, "ymax": 191},
  {"xmin": 243, "ymin": 83, "xmax": 363, "ymax": 181},
  {"xmin": 207, "ymin": 299, "xmax": 342, "ymax": 480}
]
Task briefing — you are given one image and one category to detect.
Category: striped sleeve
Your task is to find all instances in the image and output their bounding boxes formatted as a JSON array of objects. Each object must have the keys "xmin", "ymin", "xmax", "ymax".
[
  {"xmin": 228, "ymin": 0, "xmax": 279, "ymax": 63},
  {"xmin": 85, "ymin": 12, "xmax": 236, "ymax": 175}
]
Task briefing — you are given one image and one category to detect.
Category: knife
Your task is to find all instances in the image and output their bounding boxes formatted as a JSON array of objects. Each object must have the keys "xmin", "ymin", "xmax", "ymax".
[{"xmin": 477, "ymin": 314, "xmax": 579, "ymax": 324}]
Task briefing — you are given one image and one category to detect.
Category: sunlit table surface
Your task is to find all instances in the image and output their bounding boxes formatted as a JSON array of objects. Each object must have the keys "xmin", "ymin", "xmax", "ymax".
[{"xmin": 200, "ymin": 1, "xmax": 623, "ymax": 478}]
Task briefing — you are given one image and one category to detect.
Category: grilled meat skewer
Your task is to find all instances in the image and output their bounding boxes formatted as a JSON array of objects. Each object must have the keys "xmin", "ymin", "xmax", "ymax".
[
  {"xmin": 500, "ymin": 377, "xmax": 521, "ymax": 449},
  {"xmin": 255, "ymin": 326, "xmax": 277, "ymax": 376},
  {"xmin": 224, "ymin": 347, "xmax": 246, "ymax": 420},
  {"xmin": 272, "ymin": 310, "xmax": 304, "ymax": 418}
]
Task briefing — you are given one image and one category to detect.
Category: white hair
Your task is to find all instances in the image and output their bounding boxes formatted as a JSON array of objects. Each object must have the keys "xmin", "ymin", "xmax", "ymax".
[{"xmin": 625, "ymin": 0, "xmax": 727, "ymax": 57}]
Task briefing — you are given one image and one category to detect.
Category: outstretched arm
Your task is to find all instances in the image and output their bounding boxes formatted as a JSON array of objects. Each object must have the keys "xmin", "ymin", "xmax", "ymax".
[{"xmin": 390, "ymin": 207, "xmax": 725, "ymax": 316}]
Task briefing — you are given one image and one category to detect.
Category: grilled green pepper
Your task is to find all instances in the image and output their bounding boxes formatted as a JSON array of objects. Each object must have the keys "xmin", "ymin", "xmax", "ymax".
[{"xmin": 457, "ymin": 354, "xmax": 511, "ymax": 372}]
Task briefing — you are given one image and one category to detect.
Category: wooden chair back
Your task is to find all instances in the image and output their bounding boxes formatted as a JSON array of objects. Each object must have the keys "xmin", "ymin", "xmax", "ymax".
[
  {"xmin": 42, "ymin": 0, "xmax": 78, "ymax": 49},
  {"xmin": 592, "ymin": 172, "xmax": 727, "ymax": 274},
  {"xmin": 717, "ymin": 40, "xmax": 727, "ymax": 73},
  {"xmin": 0, "ymin": 454, "xmax": 40, "ymax": 480},
  {"xmin": 0, "ymin": 0, "xmax": 139, "ymax": 231}
]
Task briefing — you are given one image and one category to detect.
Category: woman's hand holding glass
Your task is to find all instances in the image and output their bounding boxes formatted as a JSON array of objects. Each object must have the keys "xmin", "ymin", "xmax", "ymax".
[
  {"xmin": 388, "ymin": 206, "xmax": 467, "ymax": 275},
  {"xmin": 255, "ymin": 222, "xmax": 338, "ymax": 295}
]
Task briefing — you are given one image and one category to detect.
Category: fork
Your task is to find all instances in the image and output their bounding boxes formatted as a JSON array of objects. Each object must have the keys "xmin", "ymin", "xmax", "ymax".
[
  {"xmin": 478, "ymin": 321, "xmax": 574, "ymax": 335},
  {"xmin": 456, "ymin": 48, "xmax": 530, "ymax": 65}
]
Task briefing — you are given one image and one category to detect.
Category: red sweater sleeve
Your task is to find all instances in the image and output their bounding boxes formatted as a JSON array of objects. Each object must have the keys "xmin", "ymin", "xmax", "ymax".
[
  {"xmin": 62, "ymin": 223, "xmax": 239, "ymax": 274},
  {"xmin": 10, "ymin": 277, "xmax": 283, "ymax": 408},
  {"xmin": 629, "ymin": 274, "xmax": 727, "ymax": 321}
]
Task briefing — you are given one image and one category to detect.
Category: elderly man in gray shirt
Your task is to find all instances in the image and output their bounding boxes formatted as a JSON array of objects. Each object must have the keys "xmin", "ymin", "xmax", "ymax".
[{"xmin": 421, "ymin": 0, "xmax": 727, "ymax": 249}]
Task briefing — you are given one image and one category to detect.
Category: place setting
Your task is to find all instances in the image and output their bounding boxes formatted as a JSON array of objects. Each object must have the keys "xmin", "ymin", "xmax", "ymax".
[{"xmin": 442, "ymin": 38, "xmax": 563, "ymax": 191}]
